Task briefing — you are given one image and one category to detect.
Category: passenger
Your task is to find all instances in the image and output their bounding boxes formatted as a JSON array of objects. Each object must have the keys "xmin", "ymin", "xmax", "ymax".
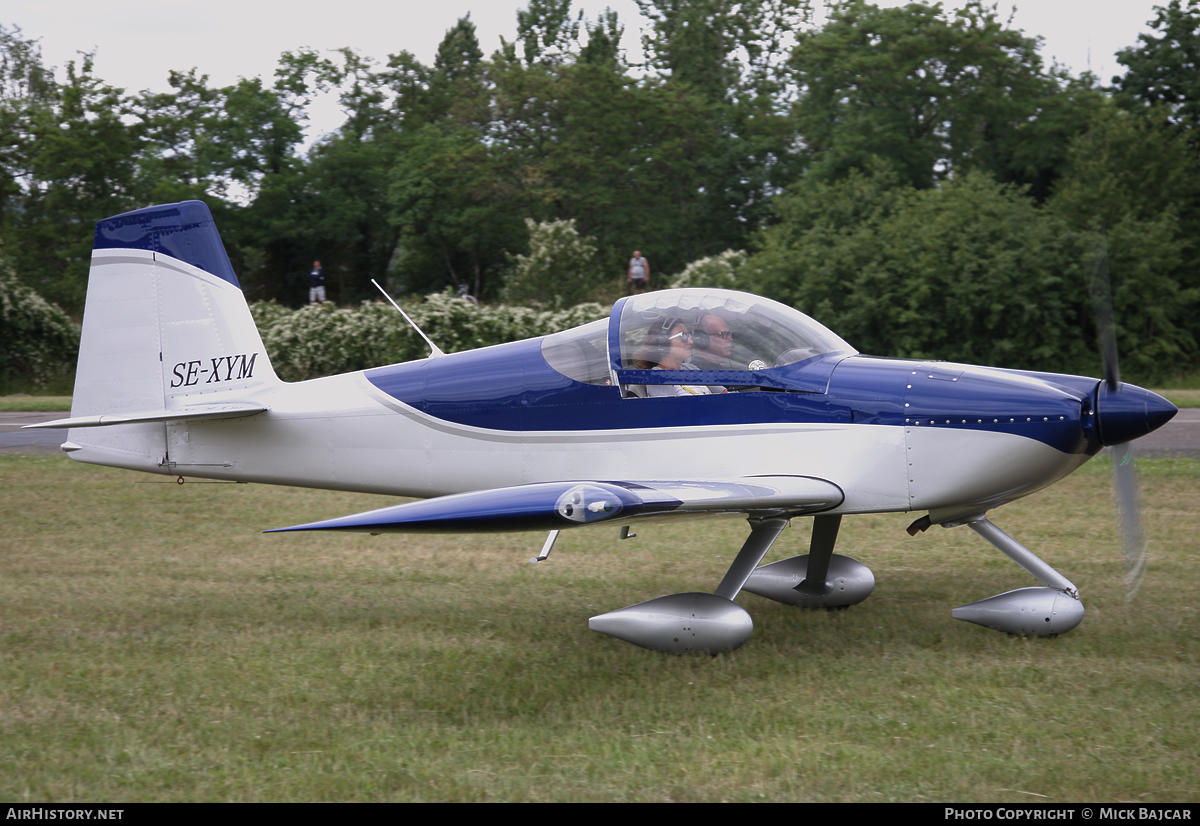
[
  {"xmin": 633, "ymin": 319, "xmax": 711, "ymax": 397},
  {"xmin": 686, "ymin": 313, "xmax": 737, "ymax": 393},
  {"xmin": 690, "ymin": 314, "xmax": 737, "ymax": 370}
]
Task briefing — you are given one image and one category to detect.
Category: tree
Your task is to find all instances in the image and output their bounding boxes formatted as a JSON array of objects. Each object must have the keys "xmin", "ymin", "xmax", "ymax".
[
  {"xmin": 1115, "ymin": 0, "xmax": 1200, "ymax": 136},
  {"xmin": 633, "ymin": 1, "xmax": 811, "ymax": 233},
  {"xmin": 435, "ymin": 14, "xmax": 485, "ymax": 81},
  {"xmin": 0, "ymin": 25, "xmax": 56, "ymax": 228},
  {"xmin": 511, "ymin": 0, "xmax": 582, "ymax": 67},
  {"xmin": 0, "ymin": 245, "xmax": 78, "ymax": 388},
  {"xmin": 1048, "ymin": 105, "xmax": 1200, "ymax": 375},
  {"xmin": 579, "ymin": 8, "xmax": 625, "ymax": 66},
  {"xmin": 467, "ymin": 52, "xmax": 725, "ymax": 275},
  {"xmin": 635, "ymin": 0, "xmax": 808, "ymax": 105},
  {"xmin": 9, "ymin": 54, "xmax": 140, "ymax": 311},
  {"xmin": 667, "ymin": 249, "xmax": 747, "ymax": 289},
  {"xmin": 788, "ymin": 1, "xmax": 1092, "ymax": 196},
  {"xmin": 389, "ymin": 124, "xmax": 523, "ymax": 299}
]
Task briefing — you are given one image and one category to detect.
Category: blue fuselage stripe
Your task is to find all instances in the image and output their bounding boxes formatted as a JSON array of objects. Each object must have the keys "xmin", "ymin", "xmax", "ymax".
[{"xmin": 365, "ymin": 340, "xmax": 1096, "ymax": 455}]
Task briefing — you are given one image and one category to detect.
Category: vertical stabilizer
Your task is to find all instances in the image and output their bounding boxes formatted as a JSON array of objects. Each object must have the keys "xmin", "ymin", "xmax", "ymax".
[{"xmin": 68, "ymin": 201, "xmax": 279, "ymax": 471}]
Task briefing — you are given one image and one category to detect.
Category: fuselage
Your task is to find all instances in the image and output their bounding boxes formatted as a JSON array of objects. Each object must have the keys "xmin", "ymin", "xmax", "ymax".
[{"xmin": 137, "ymin": 334, "xmax": 1105, "ymax": 519}]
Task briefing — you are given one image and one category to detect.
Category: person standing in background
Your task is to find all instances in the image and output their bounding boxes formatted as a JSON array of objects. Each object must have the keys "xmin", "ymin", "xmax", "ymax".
[
  {"xmin": 627, "ymin": 251, "xmax": 649, "ymax": 294},
  {"xmin": 309, "ymin": 260, "xmax": 325, "ymax": 303}
]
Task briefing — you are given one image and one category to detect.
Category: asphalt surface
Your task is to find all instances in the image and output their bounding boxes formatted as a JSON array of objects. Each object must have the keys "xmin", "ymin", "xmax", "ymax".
[
  {"xmin": 4, "ymin": 408, "xmax": 1199, "ymax": 458},
  {"xmin": 0, "ymin": 412, "xmax": 71, "ymax": 455}
]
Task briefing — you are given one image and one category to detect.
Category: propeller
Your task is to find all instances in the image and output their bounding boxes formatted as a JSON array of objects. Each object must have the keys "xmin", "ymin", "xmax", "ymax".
[{"xmin": 1086, "ymin": 236, "xmax": 1147, "ymax": 601}]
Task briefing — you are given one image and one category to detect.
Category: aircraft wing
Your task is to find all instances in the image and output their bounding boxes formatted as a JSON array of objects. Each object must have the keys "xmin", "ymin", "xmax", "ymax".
[{"xmin": 267, "ymin": 476, "xmax": 844, "ymax": 535}]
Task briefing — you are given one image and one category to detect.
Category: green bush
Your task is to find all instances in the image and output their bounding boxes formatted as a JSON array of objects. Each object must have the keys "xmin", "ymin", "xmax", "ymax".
[
  {"xmin": 0, "ymin": 251, "xmax": 80, "ymax": 388},
  {"xmin": 668, "ymin": 250, "xmax": 747, "ymax": 289},
  {"xmin": 748, "ymin": 169, "xmax": 1131, "ymax": 375},
  {"xmin": 500, "ymin": 219, "xmax": 605, "ymax": 308}
]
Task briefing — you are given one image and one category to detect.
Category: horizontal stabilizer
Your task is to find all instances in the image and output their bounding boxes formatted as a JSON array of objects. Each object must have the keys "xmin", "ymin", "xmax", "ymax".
[
  {"xmin": 268, "ymin": 476, "xmax": 843, "ymax": 535},
  {"xmin": 23, "ymin": 402, "xmax": 267, "ymax": 430}
]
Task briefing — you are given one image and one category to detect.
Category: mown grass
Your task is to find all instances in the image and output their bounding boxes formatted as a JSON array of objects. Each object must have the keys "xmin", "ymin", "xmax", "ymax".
[
  {"xmin": 1152, "ymin": 389, "xmax": 1200, "ymax": 408},
  {"xmin": 0, "ymin": 455, "xmax": 1197, "ymax": 802},
  {"xmin": 0, "ymin": 396, "xmax": 72, "ymax": 412}
]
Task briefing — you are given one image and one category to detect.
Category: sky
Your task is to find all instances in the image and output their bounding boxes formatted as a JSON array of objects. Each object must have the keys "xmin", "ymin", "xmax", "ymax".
[{"xmin": 5, "ymin": 0, "xmax": 1170, "ymax": 146}]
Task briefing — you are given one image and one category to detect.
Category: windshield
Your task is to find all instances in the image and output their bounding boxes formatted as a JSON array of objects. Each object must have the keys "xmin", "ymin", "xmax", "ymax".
[
  {"xmin": 617, "ymin": 289, "xmax": 855, "ymax": 372},
  {"xmin": 541, "ymin": 318, "xmax": 611, "ymax": 385}
]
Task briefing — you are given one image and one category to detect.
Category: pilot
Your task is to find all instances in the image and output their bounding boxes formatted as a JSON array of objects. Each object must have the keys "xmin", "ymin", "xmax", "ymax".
[
  {"xmin": 685, "ymin": 313, "xmax": 737, "ymax": 393},
  {"xmin": 640, "ymin": 320, "xmax": 711, "ymax": 398}
]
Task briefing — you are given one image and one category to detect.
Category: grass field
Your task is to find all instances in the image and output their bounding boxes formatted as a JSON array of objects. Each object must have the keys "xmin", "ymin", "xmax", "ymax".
[
  {"xmin": 1156, "ymin": 389, "xmax": 1200, "ymax": 408},
  {"xmin": 0, "ymin": 396, "xmax": 72, "ymax": 412},
  {"xmin": 0, "ymin": 454, "xmax": 1197, "ymax": 802}
]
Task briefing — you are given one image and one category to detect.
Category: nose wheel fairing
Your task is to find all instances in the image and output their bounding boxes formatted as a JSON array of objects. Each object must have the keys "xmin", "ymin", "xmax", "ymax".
[
  {"xmin": 952, "ymin": 587, "xmax": 1085, "ymax": 637},
  {"xmin": 949, "ymin": 516, "xmax": 1085, "ymax": 637}
]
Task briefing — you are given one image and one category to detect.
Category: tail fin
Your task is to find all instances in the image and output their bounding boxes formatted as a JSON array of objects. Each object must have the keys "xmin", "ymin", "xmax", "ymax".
[{"xmin": 60, "ymin": 201, "xmax": 279, "ymax": 471}]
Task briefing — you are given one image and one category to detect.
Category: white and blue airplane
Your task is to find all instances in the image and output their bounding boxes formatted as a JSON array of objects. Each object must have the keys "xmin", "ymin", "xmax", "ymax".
[{"xmin": 27, "ymin": 201, "xmax": 1178, "ymax": 652}]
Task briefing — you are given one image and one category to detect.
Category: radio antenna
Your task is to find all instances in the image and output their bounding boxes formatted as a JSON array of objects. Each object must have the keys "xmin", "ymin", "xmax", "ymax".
[{"xmin": 371, "ymin": 279, "xmax": 445, "ymax": 359}]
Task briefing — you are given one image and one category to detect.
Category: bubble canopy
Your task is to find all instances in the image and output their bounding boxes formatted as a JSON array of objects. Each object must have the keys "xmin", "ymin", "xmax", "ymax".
[
  {"xmin": 539, "ymin": 289, "xmax": 857, "ymax": 392},
  {"xmin": 614, "ymin": 289, "xmax": 856, "ymax": 373}
]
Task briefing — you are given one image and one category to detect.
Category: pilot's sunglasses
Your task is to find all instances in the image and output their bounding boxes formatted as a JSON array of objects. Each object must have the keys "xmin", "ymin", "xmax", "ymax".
[
  {"xmin": 709, "ymin": 331, "xmax": 734, "ymax": 340},
  {"xmin": 668, "ymin": 332, "xmax": 693, "ymax": 343}
]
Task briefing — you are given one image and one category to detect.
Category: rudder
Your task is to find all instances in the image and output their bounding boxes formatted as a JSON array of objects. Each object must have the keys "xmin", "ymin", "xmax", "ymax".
[{"xmin": 66, "ymin": 201, "xmax": 279, "ymax": 471}]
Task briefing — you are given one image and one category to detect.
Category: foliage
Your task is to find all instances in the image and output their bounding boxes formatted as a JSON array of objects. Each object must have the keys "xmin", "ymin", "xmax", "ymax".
[
  {"xmin": 252, "ymin": 292, "xmax": 607, "ymax": 381},
  {"xmin": 750, "ymin": 170, "xmax": 1097, "ymax": 372},
  {"xmin": 0, "ymin": 247, "xmax": 79, "ymax": 386},
  {"xmin": 501, "ymin": 218, "xmax": 604, "ymax": 307},
  {"xmin": 7, "ymin": 54, "xmax": 141, "ymax": 311},
  {"xmin": 0, "ymin": 24, "xmax": 55, "ymax": 226},
  {"xmin": 469, "ymin": 54, "xmax": 725, "ymax": 276},
  {"xmin": 512, "ymin": 0, "xmax": 582, "ymax": 67},
  {"xmin": 1048, "ymin": 105, "xmax": 1200, "ymax": 376},
  {"xmin": 789, "ymin": 0, "xmax": 1101, "ymax": 198},
  {"xmin": 434, "ymin": 14, "xmax": 485, "ymax": 81},
  {"xmin": 1115, "ymin": 0, "xmax": 1200, "ymax": 137},
  {"xmin": 388, "ymin": 124, "xmax": 523, "ymax": 300},
  {"xmin": 668, "ymin": 250, "xmax": 747, "ymax": 290},
  {"xmin": 635, "ymin": 0, "xmax": 808, "ymax": 105}
]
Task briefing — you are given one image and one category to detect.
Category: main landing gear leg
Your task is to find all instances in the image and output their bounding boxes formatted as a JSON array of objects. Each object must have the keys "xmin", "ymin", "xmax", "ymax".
[
  {"xmin": 741, "ymin": 514, "xmax": 875, "ymax": 609},
  {"xmin": 951, "ymin": 516, "xmax": 1084, "ymax": 637},
  {"xmin": 588, "ymin": 516, "xmax": 789, "ymax": 653},
  {"xmin": 714, "ymin": 516, "xmax": 790, "ymax": 600}
]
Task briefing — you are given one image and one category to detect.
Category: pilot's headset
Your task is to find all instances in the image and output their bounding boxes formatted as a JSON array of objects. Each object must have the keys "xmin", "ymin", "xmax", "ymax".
[{"xmin": 645, "ymin": 316, "xmax": 690, "ymax": 349}]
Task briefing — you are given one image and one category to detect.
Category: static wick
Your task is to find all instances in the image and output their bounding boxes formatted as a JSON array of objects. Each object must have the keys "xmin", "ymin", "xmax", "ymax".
[{"xmin": 371, "ymin": 279, "xmax": 446, "ymax": 359}]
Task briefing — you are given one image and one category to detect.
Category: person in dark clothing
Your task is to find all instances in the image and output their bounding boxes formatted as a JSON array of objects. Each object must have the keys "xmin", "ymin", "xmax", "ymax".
[{"xmin": 309, "ymin": 260, "xmax": 326, "ymax": 303}]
